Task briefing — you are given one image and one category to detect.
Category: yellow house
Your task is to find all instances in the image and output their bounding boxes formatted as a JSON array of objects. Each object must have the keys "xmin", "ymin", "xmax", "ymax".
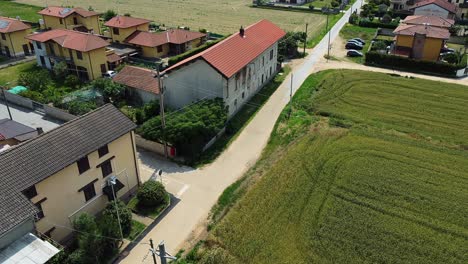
[
  {"xmin": 0, "ymin": 104, "xmax": 140, "ymax": 244},
  {"xmin": 125, "ymin": 29, "xmax": 206, "ymax": 58},
  {"xmin": 392, "ymin": 24, "xmax": 450, "ymax": 61},
  {"xmin": 104, "ymin": 15, "xmax": 151, "ymax": 43},
  {"xmin": 27, "ymin": 29, "xmax": 111, "ymax": 80},
  {"xmin": 38, "ymin": 6, "xmax": 101, "ymax": 34},
  {"xmin": 0, "ymin": 16, "xmax": 33, "ymax": 57}
]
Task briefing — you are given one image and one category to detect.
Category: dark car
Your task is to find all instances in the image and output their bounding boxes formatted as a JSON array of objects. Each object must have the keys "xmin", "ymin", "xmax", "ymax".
[
  {"xmin": 350, "ymin": 38, "xmax": 365, "ymax": 45},
  {"xmin": 347, "ymin": 50, "xmax": 363, "ymax": 57},
  {"xmin": 345, "ymin": 42, "xmax": 363, "ymax": 50}
]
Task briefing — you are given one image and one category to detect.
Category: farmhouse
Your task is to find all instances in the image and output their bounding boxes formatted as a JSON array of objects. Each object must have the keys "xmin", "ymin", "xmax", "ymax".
[
  {"xmin": 391, "ymin": 23, "xmax": 450, "ymax": 61},
  {"xmin": 113, "ymin": 65, "xmax": 161, "ymax": 104},
  {"xmin": 27, "ymin": 29, "xmax": 112, "ymax": 80},
  {"xmin": 163, "ymin": 19, "xmax": 285, "ymax": 117},
  {"xmin": 0, "ymin": 16, "xmax": 33, "ymax": 57},
  {"xmin": 125, "ymin": 29, "xmax": 206, "ymax": 58},
  {"xmin": 0, "ymin": 104, "xmax": 140, "ymax": 244},
  {"xmin": 409, "ymin": 0, "xmax": 457, "ymax": 19},
  {"xmin": 104, "ymin": 16, "xmax": 151, "ymax": 43},
  {"xmin": 38, "ymin": 6, "xmax": 101, "ymax": 34}
]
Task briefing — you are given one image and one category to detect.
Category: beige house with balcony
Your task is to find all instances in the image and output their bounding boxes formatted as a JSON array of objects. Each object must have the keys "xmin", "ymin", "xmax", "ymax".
[
  {"xmin": 38, "ymin": 6, "xmax": 101, "ymax": 34},
  {"xmin": 0, "ymin": 105, "xmax": 140, "ymax": 244}
]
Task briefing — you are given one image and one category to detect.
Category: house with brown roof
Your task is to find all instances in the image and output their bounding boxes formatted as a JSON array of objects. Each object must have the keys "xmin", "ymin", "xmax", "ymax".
[
  {"xmin": 409, "ymin": 0, "xmax": 457, "ymax": 19},
  {"xmin": 391, "ymin": 23, "xmax": 450, "ymax": 61},
  {"xmin": 113, "ymin": 65, "xmax": 160, "ymax": 104},
  {"xmin": 38, "ymin": 6, "xmax": 101, "ymax": 34},
  {"xmin": 27, "ymin": 29, "xmax": 113, "ymax": 80},
  {"xmin": 125, "ymin": 29, "xmax": 206, "ymax": 58},
  {"xmin": 0, "ymin": 16, "xmax": 33, "ymax": 58},
  {"xmin": 0, "ymin": 104, "xmax": 140, "ymax": 244},
  {"xmin": 402, "ymin": 15, "xmax": 454, "ymax": 28},
  {"xmin": 104, "ymin": 16, "xmax": 151, "ymax": 43},
  {"xmin": 163, "ymin": 20, "xmax": 285, "ymax": 117}
]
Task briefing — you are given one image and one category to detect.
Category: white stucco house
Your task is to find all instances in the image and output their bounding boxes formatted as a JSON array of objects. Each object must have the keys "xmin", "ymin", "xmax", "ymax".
[
  {"xmin": 163, "ymin": 19, "xmax": 286, "ymax": 117},
  {"xmin": 409, "ymin": 0, "xmax": 457, "ymax": 19}
]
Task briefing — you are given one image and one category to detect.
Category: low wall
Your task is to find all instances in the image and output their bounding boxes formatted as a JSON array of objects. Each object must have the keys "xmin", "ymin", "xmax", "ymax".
[
  {"xmin": 43, "ymin": 105, "xmax": 76, "ymax": 122},
  {"xmin": 135, "ymin": 134, "xmax": 176, "ymax": 157},
  {"xmin": 4, "ymin": 91, "xmax": 33, "ymax": 109}
]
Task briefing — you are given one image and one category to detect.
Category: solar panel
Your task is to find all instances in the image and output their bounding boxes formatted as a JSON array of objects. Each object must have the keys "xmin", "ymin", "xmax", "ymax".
[
  {"xmin": 0, "ymin": 20, "xmax": 10, "ymax": 29},
  {"xmin": 59, "ymin": 8, "xmax": 73, "ymax": 15}
]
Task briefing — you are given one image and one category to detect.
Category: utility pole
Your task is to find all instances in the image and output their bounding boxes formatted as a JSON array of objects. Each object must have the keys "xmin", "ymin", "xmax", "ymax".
[
  {"xmin": 149, "ymin": 239, "xmax": 158, "ymax": 264},
  {"xmin": 325, "ymin": 8, "xmax": 330, "ymax": 62},
  {"xmin": 289, "ymin": 74, "xmax": 293, "ymax": 119},
  {"xmin": 156, "ymin": 65, "xmax": 168, "ymax": 158},
  {"xmin": 303, "ymin": 23, "xmax": 308, "ymax": 56},
  {"xmin": 109, "ymin": 176, "xmax": 124, "ymax": 240},
  {"xmin": 1, "ymin": 87, "xmax": 13, "ymax": 120}
]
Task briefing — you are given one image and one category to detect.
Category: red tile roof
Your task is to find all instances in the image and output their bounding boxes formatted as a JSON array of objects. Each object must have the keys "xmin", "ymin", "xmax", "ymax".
[
  {"xmin": 104, "ymin": 16, "xmax": 151, "ymax": 29},
  {"xmin": 106, "ymin": 53, "xmax": 121, "ymax": 63},
  {"xmin": 393, "ymin": 24, "xmax": 450, "ymax": 39},
  {"xmin": 26, "ymin": 29, "xmax": 109, "ymax": 52},
  {"xmin": 113, "ymin": 66, "xmax": 160, "ymax": 94},
  {"xmin": 0, "ymin": 16, "xmax": 31, "ymax": 33},
  {"xmin": 38, "ymin": 6, "xmax": 100, "ymax": 18},
  {"xmin": 410, "ymin": 0, "xmax": 457, "ymax": 13},
  {"xmin": 402, "ymin": 15, "xmax": 454, "ymax": 28},
  {"xmin": 165, "ymin": 19, "xmax": 285, "ymax": 78},
  {"xmin": 126, "ymin": 29, "xmax": 206, "ymax": 47}
]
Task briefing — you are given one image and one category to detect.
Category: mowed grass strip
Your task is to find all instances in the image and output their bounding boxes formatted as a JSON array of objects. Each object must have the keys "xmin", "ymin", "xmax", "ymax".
[
  {"xmin": 209, "ymin": 70, "xmax": 468, "ymax": 263},
  {"xmin": 17, "ymin": 0, "xmax": 327, "ymax": 35},
  {"xmin": 0, "ymin": 0, "xmax": 41, "ymax": 22}
]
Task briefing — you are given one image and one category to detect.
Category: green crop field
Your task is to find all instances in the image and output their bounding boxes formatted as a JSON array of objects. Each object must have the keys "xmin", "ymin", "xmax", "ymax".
[
  {"xmin": 0, "ymin": 0, "xmax": 41, "ymax": 22},
  {"xmin": 195, "ymin": 70, "xmax": 468, "ymax": 263},
  {"xmin": 15, "ymin": 0, "xmax": 327, "ymax": 36}
]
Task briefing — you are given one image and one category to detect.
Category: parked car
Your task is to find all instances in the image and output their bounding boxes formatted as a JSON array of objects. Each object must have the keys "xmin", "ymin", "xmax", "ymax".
[
  {"xmin": 347, "ymin": 40, "xmax": 364, "ymax": 46},
  {"xmin": 345, "ymin": 42, "xmax": 363, "ymax": 50},
  {"xmin": 350, "ymin": 38, "xmax": 365, "ymax": 45},
  {"xmin": 347, "ymin": 50, "xmax": 363, "ymax": 57},
  {"xmin": 440, "ymin": 47, "xmax": 455, "ymax": 53},
  {"xmin": 103, "ymin": 70, "xmax": 116, "ymax": 78}
]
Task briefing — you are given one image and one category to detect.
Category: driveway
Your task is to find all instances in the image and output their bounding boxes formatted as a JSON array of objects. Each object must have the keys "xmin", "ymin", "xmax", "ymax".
[{"xmin": 118, "ymin": 0, "xmax": 367, "ymax": 261}]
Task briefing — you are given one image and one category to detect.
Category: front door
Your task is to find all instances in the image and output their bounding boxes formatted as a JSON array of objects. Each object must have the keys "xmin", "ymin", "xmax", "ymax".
[
  {"xmin": 22, "ymin": 44, "xmax": 30, "ymax": 56},
  {"xmin": 73, "ymin": 17, "xmax": 78, "ymax": 25}
]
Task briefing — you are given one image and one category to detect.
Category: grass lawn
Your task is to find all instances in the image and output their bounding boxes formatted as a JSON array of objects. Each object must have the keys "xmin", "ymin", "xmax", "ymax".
[
  {"xmin": 197, "ymin": 70, "xmax": 468, "ymax": 263},
  {"xmin": 308, "ymin": 0, "xmax": 334, "ymax": 8},
  {"xmin": 192, "ymin": 66, "xmax": 291, "ymax": 167},
  {"xmin": 0, "ymin": 0, "xmax": 42, "ymax": 22},
  {"xmin": 125, "ymin": 220, "xmax": 147, "ymax": 241},
  {"xmin": 340, "ymin": 23, "xmax": 377, "ymax": 63},
  {"xmin": 127, "ymin": 194, "xmax": 170, "ymax": 219},
  {"xmin": 0, "ymin": 60, "xmax": 37, "ymax": 87},
  {"xmin": 307, "ymin": 13, "xmax": 342, "ymax": 48},
  {"xmin": 17, "ymin": 0, "xmax": 327, "ymax": 35}
]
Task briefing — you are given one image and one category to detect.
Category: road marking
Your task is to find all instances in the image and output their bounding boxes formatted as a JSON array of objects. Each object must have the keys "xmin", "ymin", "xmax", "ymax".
[{"xmin": 176, "ymin": 184, "xmax": 190, "ymax": 198}]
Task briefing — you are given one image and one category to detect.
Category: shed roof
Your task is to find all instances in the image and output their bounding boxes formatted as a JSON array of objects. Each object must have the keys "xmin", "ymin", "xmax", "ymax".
[
  {"xmin": 0, "ymin": 16, "xmax": 31, "ymax": 33},
  {"xmin": 104, "ymin": 16, "xmax": 151, "ymax": 29},
  {"xmin": 0, "ymin": 118, "xmax": 36, "ymax": 141},
  {"xmin": 26, "ymin": 29, "xmax": 109, "ymax": 52},
  {"xmin": 113, "ymin": 66, "xmax": 160, "ymax": 94},
  {"xmin": 164, "ymin": 19, "xmax": 285, "ymax": 79},
  {"xmin": 0, "ymin": 104, "xmax": 136, "ymax": 237},
  {"xmin": 125, "ymin": 29, "xmax": 206, "ymax": 47}
]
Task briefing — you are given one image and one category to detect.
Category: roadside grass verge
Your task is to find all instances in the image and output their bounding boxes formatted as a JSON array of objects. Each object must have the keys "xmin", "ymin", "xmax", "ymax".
[
  {"xmin": 0, "ymin": 0, "xmax": 42, "ymax": 22},
  {"xmin": 0, "ymin": 60, "xmax": 37, "ymax": 87},
  {"xmin": 183, "ymin": 70, "xmax": 468, "ymax": 263},
  {"xmin": 191, "ymin": 66, "xmax": 291, "ymax": 167},
  {"xmin": 307, "ymin": 13, "xmax": 343, "ymax": 48},
  {"xmin": 125, "ymin": 220, "xmax": 147, "ymax": 241}
]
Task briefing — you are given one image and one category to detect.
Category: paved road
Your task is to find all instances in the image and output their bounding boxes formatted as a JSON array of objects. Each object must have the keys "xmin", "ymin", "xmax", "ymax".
[{"xmin": 119, "ymin": 1, "xmax": 365, "ymax": 262}]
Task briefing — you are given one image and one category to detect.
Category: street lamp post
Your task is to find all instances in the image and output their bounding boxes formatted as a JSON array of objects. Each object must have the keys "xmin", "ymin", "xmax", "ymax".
[
  {"xmin": 109, "ymin": 176, "xmax": 124, "ymax": 240},
  {"xmin": 1, "ymin": 82, "xmax": 12, "ymax": 120}
]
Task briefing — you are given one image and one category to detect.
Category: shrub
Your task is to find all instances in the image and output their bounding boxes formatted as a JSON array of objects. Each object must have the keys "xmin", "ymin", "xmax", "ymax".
[
  {"xmin": 53, "ymin": 61, "xmax": 68, "ymax": 80},
  {"xmin": 65, "ymin": 75, "xmax": 81, "ymax": 89},
  {"xmin": 137, "ymin": 180, "xmax": 168, "ymax": 208},
  {"xmin": 102, "ymin": 200, "xmax": 133, "ymax": 237},
  {"xmin": 381, "ymin": 14, "xmax": 392, "ymax": 23},
  {"xmin": 68, "ymin": 101, "xmax": 97, "ymax": 115},
  {"xmin": 199, "ymin": 28, "xmax": 207, "ymax": 33},
  {"xmin": 308, "ymin": 4, "xmax": 314, "ymax": 10},
  {"xmin": 372, "ymin": 40, "xmax": 387, "ymax": 51},
  {"xmin": 66, "ymin": 249, "xmax": 86, "ymax": 264},
  {"xmin": 103, "ymin": 10, "xmax": 117, "ymax": 21},
  {"xmin": 91, "ymin": 78, "xmax": 124, "ymax": 103},
  {"xmin": 349, "ymin": 12, "xmax": 359, "ymax": 24},
  {"xmin": 18, "ymin": 90, "xmax": 45, "ymax": 103},
  {"xmin": 123, "ymin": 13, "xmax": 131, "ymax": 17},
  {"xmin": 331, "ymin": 0, "xmax": 340, "ymax": 7},
  {"xmin": 17, "ymin": 68, "xmax": 51, "ymax": 92},
  {"xmin": 359, "ymin": 18, "xmax": 398, "ymax": 29}
]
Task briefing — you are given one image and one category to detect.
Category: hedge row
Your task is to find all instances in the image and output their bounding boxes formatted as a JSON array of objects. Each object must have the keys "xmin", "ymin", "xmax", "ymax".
[
  {"xmin": 359, "ymin": 20, "xmax": 398, "ymax": 29},
  {"xmin": 252, "ymin": 4, "xmax": 340, "ymax": 14},
  {"xmin": 364, "ymin": 52, "xmax": 466, "ymax": 77},
  {"xmin": 168, "ymin": 39, "xmax": 224, "ymax": 66}
]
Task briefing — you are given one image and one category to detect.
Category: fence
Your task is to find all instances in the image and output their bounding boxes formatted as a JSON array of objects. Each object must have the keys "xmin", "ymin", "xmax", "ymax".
[{"xmin": 3, "ymin": 91, "xmax": 77, "ymax": 122}]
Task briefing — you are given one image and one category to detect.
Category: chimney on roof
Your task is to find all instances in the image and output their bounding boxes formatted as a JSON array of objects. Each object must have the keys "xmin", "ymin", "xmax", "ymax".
[
  {"xmin": 239, "ymin": 26, "xmax": 245, "ymax": 37},
  {"xmin": 36, "ymin": 127, "xmax": 43, "ymax": 135}
]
